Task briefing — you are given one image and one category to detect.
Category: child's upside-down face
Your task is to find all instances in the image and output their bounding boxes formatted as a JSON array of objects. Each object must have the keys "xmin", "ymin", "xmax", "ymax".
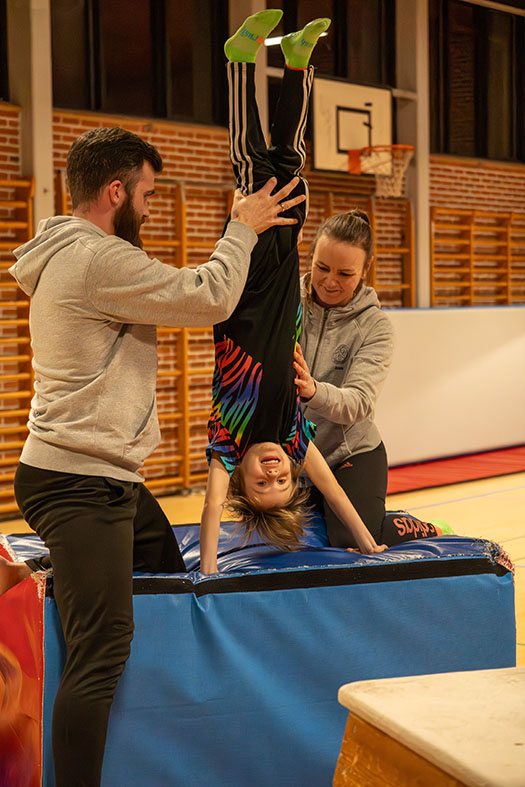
[{"xmin": 239, "ymin": 443, "xmax": 294, "ymax": 509}]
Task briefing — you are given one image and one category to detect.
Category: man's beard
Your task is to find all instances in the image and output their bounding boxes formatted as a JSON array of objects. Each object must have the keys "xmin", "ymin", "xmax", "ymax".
[{"xmin": 114, "ymin": 195, "xmax": 144, "ymax": 248}]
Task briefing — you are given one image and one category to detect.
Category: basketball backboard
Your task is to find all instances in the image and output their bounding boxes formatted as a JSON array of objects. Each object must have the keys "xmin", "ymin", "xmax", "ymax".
[{"xmin": 312, "ymin": 77, "xmax": 392, "ymax": 172}]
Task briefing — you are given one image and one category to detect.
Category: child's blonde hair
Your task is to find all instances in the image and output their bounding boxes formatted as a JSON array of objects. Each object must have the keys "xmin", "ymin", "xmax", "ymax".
[{"xmin": 227, "ymin": 463, "xmax": 310, "ymax": 551}]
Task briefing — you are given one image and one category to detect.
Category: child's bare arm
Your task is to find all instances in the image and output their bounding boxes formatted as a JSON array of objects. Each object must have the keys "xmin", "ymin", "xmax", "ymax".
[
  {"xmin": 200, "ymin": 455, "xmax": 231, "ymax": 574},
  {"xmin": 303, "ymin": 441, "xmax": 387, "ymax": 554}
]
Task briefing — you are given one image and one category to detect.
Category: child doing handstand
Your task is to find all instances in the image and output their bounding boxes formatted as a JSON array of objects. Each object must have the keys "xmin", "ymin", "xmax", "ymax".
[{"xmin": 200, "ymin": 11, "xmax": 388, "ymax": 575}]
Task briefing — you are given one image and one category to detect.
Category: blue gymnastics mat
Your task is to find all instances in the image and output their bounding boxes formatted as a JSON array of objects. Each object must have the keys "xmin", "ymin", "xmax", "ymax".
[{"xmin": 1, "ymin": 517, "xmax": 516, "ymax": 787}]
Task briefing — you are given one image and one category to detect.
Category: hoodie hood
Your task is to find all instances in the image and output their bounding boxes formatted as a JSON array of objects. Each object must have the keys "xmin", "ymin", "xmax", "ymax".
[
  {"xmin": 301, "ymin": 271, "xmax": 383, "ymax": 322},
  {"xmin": 10, "ymin": 216, "xmax": 106, "ymax": 296}
]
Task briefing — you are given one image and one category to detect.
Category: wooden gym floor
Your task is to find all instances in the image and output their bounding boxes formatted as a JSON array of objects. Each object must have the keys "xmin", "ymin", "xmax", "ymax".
[{"xmin": 1, "ymin": 471, "xmax": 523, "ymax": 667}]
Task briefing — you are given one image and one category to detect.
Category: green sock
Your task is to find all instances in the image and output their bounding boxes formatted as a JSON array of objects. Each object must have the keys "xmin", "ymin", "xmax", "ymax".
[
  {"xmin": 224, "ymin": 9, "xmax": 283, "ymax": 63},
  {"xmin": 281, "ymin": 18, "xmax": 331, "ymax": 69},
  {"xmin": 431, "ymin": 519, "xmax": 456, "ymax": 536}
]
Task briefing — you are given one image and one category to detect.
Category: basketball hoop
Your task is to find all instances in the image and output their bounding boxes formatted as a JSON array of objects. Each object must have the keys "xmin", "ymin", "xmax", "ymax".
[{"xmin": 348, "ymin": 144, "xmax": 414, "ymax": 198}]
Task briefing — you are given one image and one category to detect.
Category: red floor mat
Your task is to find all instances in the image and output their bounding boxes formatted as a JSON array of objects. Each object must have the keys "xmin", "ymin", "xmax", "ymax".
[{"xmin": 387, "ymin": 445, "xmax": 525, "ymax": 494}]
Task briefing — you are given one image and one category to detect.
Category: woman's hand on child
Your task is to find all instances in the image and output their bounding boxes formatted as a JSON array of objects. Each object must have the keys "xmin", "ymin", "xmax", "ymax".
[
  {"xmin": 294, "ymin": 343, "xmax": 316, "ymax": 400},
  {"xmin": 231, "ymin": 176, "xmax": 306, "ymax": 234}
]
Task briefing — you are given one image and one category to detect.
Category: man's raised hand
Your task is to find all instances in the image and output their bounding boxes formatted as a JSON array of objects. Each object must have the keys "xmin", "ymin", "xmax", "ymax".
[{"xmin": 231, "ymin": 176, "xmax": 306, "ymax": 235}]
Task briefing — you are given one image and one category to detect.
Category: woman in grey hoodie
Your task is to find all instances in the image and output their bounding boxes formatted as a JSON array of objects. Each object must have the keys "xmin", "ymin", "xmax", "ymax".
[{"xmin": 294, "ymin": 210, "xmax": 449, "ymax": 547}]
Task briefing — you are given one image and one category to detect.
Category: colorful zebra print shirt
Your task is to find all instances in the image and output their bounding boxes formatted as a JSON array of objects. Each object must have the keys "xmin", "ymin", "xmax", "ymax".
[{"xmin": 207, "ymin": 228, "xmax": 315, "ymax": 476}]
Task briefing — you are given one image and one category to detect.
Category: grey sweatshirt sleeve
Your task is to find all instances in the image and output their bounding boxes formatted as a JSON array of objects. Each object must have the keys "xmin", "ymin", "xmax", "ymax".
[
  {"xmin": 305, "ymin": 316, "xmax": 394, "ymax": 426},
  {"xmin": 85, "ymin": 221, "xmax": 257, "ymax": 327}
]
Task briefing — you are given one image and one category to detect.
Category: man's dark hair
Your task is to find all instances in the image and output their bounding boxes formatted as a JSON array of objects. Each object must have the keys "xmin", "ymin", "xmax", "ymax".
[{"xmin": 66, "ymin": 127, "xmax": 163, "ymax": 209}]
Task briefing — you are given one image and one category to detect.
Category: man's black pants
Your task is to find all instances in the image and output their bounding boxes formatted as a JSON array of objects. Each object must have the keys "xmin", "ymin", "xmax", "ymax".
[{"xmin": 14, "ymin": 462, "xmax": 185, "ymax": 787}]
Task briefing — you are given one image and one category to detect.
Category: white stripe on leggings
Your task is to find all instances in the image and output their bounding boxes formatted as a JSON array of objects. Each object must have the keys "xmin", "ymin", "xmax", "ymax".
[
  {"xmin": 240, "ymin": 63, "xmax": 254, "ymax": 194},
  {"xmin": 228, "ymin": 62, "xmax": 254, "ymax": 195}
]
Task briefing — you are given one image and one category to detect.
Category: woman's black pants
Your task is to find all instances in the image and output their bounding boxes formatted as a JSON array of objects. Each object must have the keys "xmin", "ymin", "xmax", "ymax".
[{"xmin": 308, "ymin": 443, "xmax": 440, "ymax": 547}]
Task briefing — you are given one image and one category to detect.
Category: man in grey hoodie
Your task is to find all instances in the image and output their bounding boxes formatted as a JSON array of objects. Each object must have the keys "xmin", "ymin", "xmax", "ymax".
[{"xmin": 7, "ymin": 126, "xmax": 304, "ymax": 787}]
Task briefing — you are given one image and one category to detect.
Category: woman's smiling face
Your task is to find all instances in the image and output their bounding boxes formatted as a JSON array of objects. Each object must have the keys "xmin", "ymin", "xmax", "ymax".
[{"xmin": 310, "ymin": 235, "xmax": 368, "ymax": 308}]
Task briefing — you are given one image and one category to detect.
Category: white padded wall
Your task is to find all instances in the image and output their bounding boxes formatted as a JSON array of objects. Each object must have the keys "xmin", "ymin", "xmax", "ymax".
[{"xmin": 375, "ymin": 307, "xmax": 525, "ymax": 465}]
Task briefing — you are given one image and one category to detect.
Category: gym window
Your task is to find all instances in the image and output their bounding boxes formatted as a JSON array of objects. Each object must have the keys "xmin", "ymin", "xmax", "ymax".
[
  {"xmin": 50, "ymin": 0, "xmax": 229, "ymax": 125},
  {"xmin": 267, "ymin": 0, "xmax": 395, "ymax": 87},
  {"xmin": 430, "ymin": 0, "xmax": 525, "ymax": 163}
]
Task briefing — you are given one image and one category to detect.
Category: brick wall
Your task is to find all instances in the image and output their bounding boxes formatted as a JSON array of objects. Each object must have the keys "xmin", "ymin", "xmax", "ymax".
[
  {"xmin": 429, "ymin": 155, "xmax": 525, "ymax": 307},
  {"xmin": 0, "ymin": 103, "xmax": 21, "ymax": 178},
  {"xmin": 429, "ymin": 155, "xmax": 525, "ymax": 212},
  {"xmin": 0, "ymin": 104, "xmax": 29, "ymax": 515},
  {"xmin": 0, "ymin": 102, "xmax": 22, "ymax": 269},
  {"xmin": 0, "ymin": 103, "xmax": 22, "ymax": 259}
]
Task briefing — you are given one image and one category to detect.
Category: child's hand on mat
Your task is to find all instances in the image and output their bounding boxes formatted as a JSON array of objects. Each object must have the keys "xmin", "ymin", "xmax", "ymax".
[
  {"xmin": 346, "ymin": 544, "xmax": 388, "ymax": 554},
  {"xmin": 200, "ymin": 562, "xmax": 219, "ymax": 576},
  {"xmin": 232, "ymin": 176, "xmax": 306, "ymax": 234}
]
